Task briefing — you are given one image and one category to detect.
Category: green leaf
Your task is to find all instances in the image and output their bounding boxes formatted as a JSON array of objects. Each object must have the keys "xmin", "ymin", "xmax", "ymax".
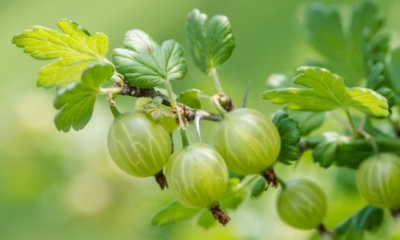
[
  {"xmin": 177, "ymin": 89, "xmax": 202, "ymax": 109},
  {"xmin": 334, "ymin": 206, "xmax": 384, "ymax": 240},
  {"xmin": 312, "ymin": 132, "xmax": 346, "ymax": 168},
  {"xmin": 335, "ymin": 137, "xmax": 400, "ymax": 168},
  {"xmin": 134, "ymin": 97, "xmax": 178, "ymax": 133},
  {"xmin": 53, "ymin": 62, "xmax": 114, "ymax": 132},
  {"xmin": 272, "ymin": 110, "xmax": 301, "ymax": 164},
  {"xmin": 263, "ymin": 66, "xmax": 389, "ymax": 117},
  {"xmin": 186, "ymin": 9, "xmax": 235, "ymax": 74},
  {"xmin": 287, "ymin": 111, "xmax": 325, "ymax": 136},
  {"xmin": 197, "ymin": 211, "xmax": 216, "ymax": 229},
  {"xmin": 151, "ymin": 201, "xmax": 199, "ymax": 226},
  {"xmin": 13, "ymin": 19, "xmax": 108, "ymax": 88},
  {"xmin": 219, "ymin": 178, "xmax": 246, "ymax": 210},
  {"xmin": 304, "ymin": 1, "xmax": 382, "ymax": 85},
  {"xmin": 251, "ymin": 178, "xmax": 266, "ymax": 198},
  {"xmin": 112, "ymin": 30, "xmax": 187, "ymax": 88}
]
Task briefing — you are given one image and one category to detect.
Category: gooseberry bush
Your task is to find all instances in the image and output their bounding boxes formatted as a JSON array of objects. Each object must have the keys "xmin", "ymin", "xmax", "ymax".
[{"xmin": 13, "ymin": 0, "xmax": 400, "ymax": 239}]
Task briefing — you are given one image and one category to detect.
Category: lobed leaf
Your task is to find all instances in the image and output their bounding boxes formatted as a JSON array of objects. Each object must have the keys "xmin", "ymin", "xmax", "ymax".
[
  {"xmin": 13, "ymin": 19, "xmax": 108, "ymax": 88},
  {"xmin": 53, "ymin": 62, "xmax": 114, "ymax": 132},
  {"xmin": 334, "ymin": 206, "xmax": 384, "ymax": 240},
  {"xmin": 305, "ymin": 1, "xmax": 382, "ymax": 85},
  {"xmin": 112, "ymin": 30, "xmax": 187, "ymax": 88},
  {"xmin": 263, "ymin": 66, "xmax": 389, "ymax": 117},
  {"xmin": 186, "ymin": 9, "xmax": 235, "ymax": 74}
]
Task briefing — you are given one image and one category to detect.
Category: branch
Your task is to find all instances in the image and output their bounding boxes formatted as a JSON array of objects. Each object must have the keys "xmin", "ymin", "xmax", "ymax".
[{"xmin": 119, "ymin": 83, "xmax": 222, "ymax": 122}]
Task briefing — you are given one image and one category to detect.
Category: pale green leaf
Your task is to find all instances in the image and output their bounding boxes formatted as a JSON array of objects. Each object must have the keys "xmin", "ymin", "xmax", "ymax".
[
  {"xmin": 53, "ymin": 63, "xmax": 114, "ymax": 132},
  {"xmin": 197, "ymin": 211, "xmax": 216, "ymax": 229},
  {"xmin": 263, "ymin": 66, "xmax": 389, "ymax": 117},
  {"xmin": 186, "ymin": 9, "xmax": 235, "ymax": 73},
  {"xmin": 112, "ymin": 30, "xmax": 187, "ymax": 88},
  {"xmin": 151, "ymin": 201, "xmax": 199, "ymax": 226},
  {"xmin": 305, "ymin": 1, "xmax": 382, "ymax": 85},
  {"xmin": 13, "ymin": 19, "xmax": 108, "ymax": 87},
  {"xmin": 177, "ymin": 89, "xmax": 202, "ymax": 109}
]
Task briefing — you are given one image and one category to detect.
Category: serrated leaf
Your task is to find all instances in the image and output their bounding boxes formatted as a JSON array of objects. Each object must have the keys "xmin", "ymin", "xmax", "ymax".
[
  {"xmin": 287, "ymin": 111, "xmax": 325, "ymax": 136},
  {"xmin": 151, "ymin": 201, "xmax": 199, "ymax": 226},
  {"xmin": 272, "ymin": 110, "xmax": 301, "ymax": 164},
  {"xmin": 13, "ymin": 19, "xmax": 108, "ymax": 88},
  {"xmin": 186, "ymin": 9, "xmax": 235, "ymax": 74},
  {"xmin": 112, "ymin": 30, "xmax": 187, "ymax": 88},
  {"xmin": 334, "ymin": 206, "xmax": 384, "ymax": 240},
  {"xmin": 197, "ymin": 210, "xmax": 216, "ymax": 229},
  {"xmin": 53, "ymin": 62, "xmax": 114, "ymax": 132},
  {"xmin": 251, "ymin": 178, "xmax": 266, "ymax": 198},
  {"xmin": 177, "ymin": 89, "xmax": 202, "ymax": 109},
  {"xmin": 305, "ymin": 1, "xmax": 382, "ymax": 85},
  {"xmin": 263, "ymin": 66, "xmax": 389, "ymax": 117},
  {"xmin": 219, "ymin": 178, "xmax": 246, "ymax": 210}
]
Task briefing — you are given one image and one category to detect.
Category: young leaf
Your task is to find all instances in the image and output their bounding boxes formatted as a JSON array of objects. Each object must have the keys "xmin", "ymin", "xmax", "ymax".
[
  {"xmin": 53, "ymin": 62, "xmax": 114, "ymax": 132},
  {"xmin": 12, "ymin": 19, "xmax": 108, "ymax": 88},
  {"xmin": 112, "ymin": 30, "xmax": 187, "ymax": 88},
  {"xmin": 151, "ymin": 201, "xmax": 199, "ymax": 226},
  {"xmin": 186, "ymin": 9, "xmax": 235, "ymax": 74},
  {"xmin": 177, "ymin": 89, "xmax": 202, "ymax": 109},
  {"xmin": 134, "ymin": 97, "xmax": 178, "ymax": 133},
  {"xmin": 251, "ymin": 178, "xmax": 266, "ymax": 198},
  {"xmin": 219, "ymin": 178, "xmax": 246, "ymax": 210},
  {"xmin": 334, "ymin": 206, "xmax": 384, "ymax": 240},
  {"xmin": 197, "ymin": 211, "xmax": 216, "ymax": 229},
  {"xmin": 263, "ymin": 66, "xmax": 389, "ymax": 117},
  {"xmin": 287, "ymin": 111, "xmax": 325, "ymax": 136},
  {"xmin": 312, "ymin": 132, "xmax": 347, "ymax": 168},
  {"xmin": 272, "ymin": 110, "xmax": 301, "ymax": 164}
]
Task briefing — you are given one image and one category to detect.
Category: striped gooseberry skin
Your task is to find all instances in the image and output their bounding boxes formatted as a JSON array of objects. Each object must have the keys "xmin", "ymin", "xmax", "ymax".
[
  {"xmin": 277, "ymin": 179, "xmax": 327, "ymax": 230},
  {"xmin": 213, "ymin": 108, "xmax": 281, "ymax": 175},
  {"xmin": 356, "ymin": 153, "xmax": 400, "ymax": 209},
  {"xmin": 107, "ymin": 111, "xmax": 171, "ymax": 177},
  {"xmin": 165, "ymin": 143, "xmax": 229, "ymax": 209}
]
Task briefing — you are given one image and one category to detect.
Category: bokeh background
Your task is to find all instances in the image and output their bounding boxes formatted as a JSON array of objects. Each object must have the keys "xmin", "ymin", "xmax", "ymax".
[{"xmin": 1, "ymin": 0, "xmax": 400, "ymax": 239}]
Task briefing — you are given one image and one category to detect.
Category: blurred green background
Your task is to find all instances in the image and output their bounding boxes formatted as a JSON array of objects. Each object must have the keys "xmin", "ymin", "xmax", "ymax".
[{"xmin": 1, "ymin": 0, "xmax": 400, "ymax": 239}]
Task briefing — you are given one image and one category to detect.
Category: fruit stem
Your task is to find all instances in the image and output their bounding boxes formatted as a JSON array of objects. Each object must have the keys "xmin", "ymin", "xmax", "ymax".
[
  {"xmin": 344, "ymin": 109, "xmax": 359, "ymax": 138},
  {"xmin": 239, "ymin": 175, "xmax": 259, "ymax": 189},
  {"xmin": 209, "ymin": 68, "xmax": 225, "ymax": 95},
  {"xmin": 109, "ymin": 105, "xmax": 121, "ymax": 118},
  {"xmin": 277, "ymin": 177, "xmax": 287, "ymax": 190},
  {"xmin": 209, "ymin": 204, "xmax": 230, "ymax": 226},
  {"xmin": 165, "ymin": 79, "xmax": 190, "ymax": 147}
]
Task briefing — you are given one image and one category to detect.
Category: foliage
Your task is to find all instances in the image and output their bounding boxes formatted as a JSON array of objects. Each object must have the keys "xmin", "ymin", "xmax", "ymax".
[{"xmin": 12, "ymin": 0, "xmax": 400, "ymax": 238}]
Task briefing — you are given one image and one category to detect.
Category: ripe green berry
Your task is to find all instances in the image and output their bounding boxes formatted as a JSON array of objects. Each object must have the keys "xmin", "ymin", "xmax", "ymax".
[
  {"xmin": 356, "ymin": 153, "xmax": 400, "ymax": 209},
  {"xmin": 277, "ymin": 179, "xmax": 327, "ymax": 230},
  {"xmin": 107, "ymin": 111, "xmax": 171, "ymax": 177},
  {"xmin": 213, "ymin": 108, "xmax": 281, "ymax": 175},
  {"xmin": 165, "ymin": 143, "xmax": 229, "ymax": 209}
]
